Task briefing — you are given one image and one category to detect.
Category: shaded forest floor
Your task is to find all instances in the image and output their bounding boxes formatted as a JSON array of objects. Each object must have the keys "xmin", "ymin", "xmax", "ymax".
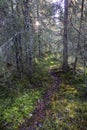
[
  {"xmin": 19, "ymin": 68, "xmax": 87, "ymax": 130},
  {"xmin": 19, "ymin": 68, "xmax": 62, "ymax": 130},
  {"xmin": 0, "ymin": 54, "xmax": 87, "ymax": 130}
]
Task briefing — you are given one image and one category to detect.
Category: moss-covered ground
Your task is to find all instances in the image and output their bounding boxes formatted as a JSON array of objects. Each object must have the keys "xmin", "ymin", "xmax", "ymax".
[{"xmin": 0, "ymin": 54, "xmax": 87, "ymax": 130}]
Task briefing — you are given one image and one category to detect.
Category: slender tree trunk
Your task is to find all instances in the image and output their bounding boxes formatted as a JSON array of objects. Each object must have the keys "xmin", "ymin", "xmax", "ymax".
[
  {"xmin": 83, "ymin": 37, "xmax": 87, "ymax": 95},
  {"xmin": 11, "ymin": 0, "xmax": 23, "ymax": 77},
  {"xmin": 23, "ymin": 0, "xmax": 34, "ymax": 75},
  {"xmin": 38, "ymin": 30, "xmax": 42, "ymax": 58},
  {"xmin": 73, "ymin": 0, "xmax": 85, "ymax": 72},
  {"xmin": 36, "ymin": 0, "xmax": 42, "ymax": 58},
  {"xmin": 14, "ymin": 34, "xmax": 23, "ymax": 77},
  {"xmin": 63, "ymin": 0, "xmax": 69, "ymax": 72},
  {"xmin": 14, "ymin": 35, "xmax": 20, "ymax": 73}
]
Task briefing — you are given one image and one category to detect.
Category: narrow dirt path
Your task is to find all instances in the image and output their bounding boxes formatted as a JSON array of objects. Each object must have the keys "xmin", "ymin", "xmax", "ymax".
[{"xmin": 19, "ymin": 70, "xmax": 62, "ymax": 130}]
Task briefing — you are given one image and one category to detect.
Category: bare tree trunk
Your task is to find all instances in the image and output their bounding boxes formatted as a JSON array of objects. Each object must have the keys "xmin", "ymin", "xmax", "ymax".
[
  {"xmin": 11, "ymin": 0, "xmax": 23, "ymax": 77},
  {"xmin": 23, "ymin": 0, "xmax": 34, "ymax": 75},
  {"xmin": 36, "ymin": 0, "xmax": 42, "ymax": 58},
  {"xmin": 14, "ymin": 34, "xmax": 23, "ymax": 76},
  {"xmin": 38, "ymin": 30, "xmax": 42, "ymax": 58},
  {"xmin": 63, "ymin": 0, "xmax": 69, "ymax": 72},
  {"xmin": 83, "ymin": 37, "xmax": 87, "ymax": 95},
  {"xmin": 73, "ymin": 0, "xmax": 85, "ymax": 72}
]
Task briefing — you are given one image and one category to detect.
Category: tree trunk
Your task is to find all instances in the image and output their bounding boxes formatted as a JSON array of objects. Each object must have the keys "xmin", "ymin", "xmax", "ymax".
[
  {"xmin": 14, "ymin": 34, "xmax": 23, "ymax": 77},
  {"xmin": 11, "ymin": 0, "xmax": 23, "ymax": 77},
  {"xmin": 73, "ymin": 0, "xmax": 85, "ymax": 72},
  {"xmin": 63, "ymin": 0, "xmax": 69, "ymax": 72},
  {"xmin": 36, "ymin": 0, "xmax": 42, "ymax": 59},
  {"xmin": 23, "ymin": 0, "xmax": 34, "ymax": 75}
]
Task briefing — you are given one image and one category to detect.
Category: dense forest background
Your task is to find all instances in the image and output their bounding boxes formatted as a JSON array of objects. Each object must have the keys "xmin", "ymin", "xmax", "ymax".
[{"xmin": 0, "ymin": 0, "xmax": 87, "ymax": 130}]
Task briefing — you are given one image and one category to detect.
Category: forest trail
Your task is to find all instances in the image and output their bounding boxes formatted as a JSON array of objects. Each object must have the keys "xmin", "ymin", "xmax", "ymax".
[{"xmin": 19, "ymin": 69, "xmax": 62, "ymax": 130}]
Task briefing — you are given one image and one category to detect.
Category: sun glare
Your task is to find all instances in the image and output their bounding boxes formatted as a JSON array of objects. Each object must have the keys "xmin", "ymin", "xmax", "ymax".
[{"xmin": 35, "ymin": 21, "xmax": 40, "ymax": 27}]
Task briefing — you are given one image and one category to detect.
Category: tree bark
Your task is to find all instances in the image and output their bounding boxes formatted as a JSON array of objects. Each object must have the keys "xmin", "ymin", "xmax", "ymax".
[
  {"xmin": 73, "ymin": 0, "xmax": 85, "ymax": 72},
  {"xmin": 13, "ymin": 34, "xmax": 23, "ymax": 77},
  {"xmin": 63, "ymin": 0, "xmax": 69, "ymax": 72},
  {"xmin": 11, "ymin": 0, "xmax": 23, "ymax": 77},
  {"xmin": 23, "ymin": 0, "xmax": 34, "ymax": 75}
]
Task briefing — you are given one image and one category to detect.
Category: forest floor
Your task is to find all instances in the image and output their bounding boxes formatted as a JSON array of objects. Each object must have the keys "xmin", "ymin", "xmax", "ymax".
[
  {"xmin": 0, "ymin": 55, "xmax": 87, "ymax": 130},
  {"xmin": 19, "ymin": 69, "xmax": 62, "ymax": 130},
  {"xmin": 19, "ymin": 68, "xmax": 87, "ymax": 130}
]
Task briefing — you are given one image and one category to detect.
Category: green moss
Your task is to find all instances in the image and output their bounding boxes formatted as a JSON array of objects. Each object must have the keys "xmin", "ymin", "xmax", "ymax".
[{"xmin": 0, "ymin": 90, "xmax": 42, "ymax": 130}]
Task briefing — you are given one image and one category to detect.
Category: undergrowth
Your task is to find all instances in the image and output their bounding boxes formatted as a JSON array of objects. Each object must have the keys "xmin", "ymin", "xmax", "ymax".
[
  {"xmin": 0, "ymin": 88, "xmax": 43, "ymax": 130},
  {"xmin": 0, "ymin": 54, "xmax": 87, "ymax": 130},
  {"xmin": 42, "ymin": 72, "xmax": 87, "ymax": 130}
]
